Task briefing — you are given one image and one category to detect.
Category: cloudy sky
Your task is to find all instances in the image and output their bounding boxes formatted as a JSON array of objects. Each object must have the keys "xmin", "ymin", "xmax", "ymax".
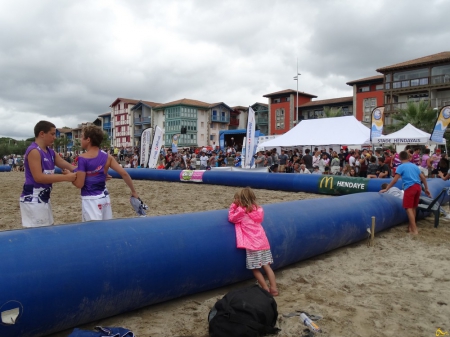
[{"xmin": 1, "ymin": 0, "xmax": 449, "ymax": 139}]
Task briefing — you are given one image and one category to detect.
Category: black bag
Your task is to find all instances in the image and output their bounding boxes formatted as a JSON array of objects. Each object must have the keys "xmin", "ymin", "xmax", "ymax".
[{"xmin": 208, "ymin": 285, "xmax": 280, "ymax": 337}]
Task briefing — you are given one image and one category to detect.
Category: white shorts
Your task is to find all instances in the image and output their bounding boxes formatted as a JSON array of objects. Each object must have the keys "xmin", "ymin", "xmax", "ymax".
[
  {"xmin": 81, "ymin": 195, "xmax": 113, "ymax": 222},
  {"xmin": 419, "ymin": 166, "xmax": 428, "ymax": 177},
  {"xmin": 20, "ymin": 200, "xmax": 54, "ymax": 227},
  {"xmin": 331, "ymin": 166, "xmax": 341, "ymax": 175}
]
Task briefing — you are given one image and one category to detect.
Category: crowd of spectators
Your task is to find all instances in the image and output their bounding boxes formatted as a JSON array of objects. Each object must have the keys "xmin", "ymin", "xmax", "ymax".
[{"xmin": 4, "ymin": 143, "xmax": 447, "ymax": 179}]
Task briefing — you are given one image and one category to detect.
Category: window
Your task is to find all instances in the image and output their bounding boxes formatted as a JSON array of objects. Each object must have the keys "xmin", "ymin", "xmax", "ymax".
[
  {"xmin": 286, "ymin": 97, "xmax": 290, "ymax": 102},
  {"xmin": 210, "ymin": 123, "xmax": 215, "ymax": 129},
  {"xmin": 116, "ymin": 115, "xmax": 120, "ymax": 121},
  {"xmin": 359, "ymin": 86, "xmax": 370, "ymax": 92},
  {"xmin": 201, "ymin": 134, "xmax": 204, "ymax": 141},
  {"xmin": 273, "ymin": 98, "xmax": 281, "ymax": 103},
  {"xmin": 201, "ymin": 122, "xmax": 204, "ymax": 128},
  {"xmin": 210, "ymin": 135, "xmax": 215, "ymax": 140},
  {"xmin": 364, "ymin": 98, "xmax": 377, "ymax": 113},
  {"xmin": 376, "ymin": 84, "xmax": 384, "ymax": 90}
]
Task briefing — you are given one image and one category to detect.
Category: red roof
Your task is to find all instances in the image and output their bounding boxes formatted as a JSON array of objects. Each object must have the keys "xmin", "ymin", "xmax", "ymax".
[
  {"xmin": 346, "ymin": 75, "xmax": 384, "ymax": 86},
  {"xmin": 154, "ymin": 98, "xmax": 212, "ymax": 109},
  {"xmin": 263, "ymin": 89, "xmax": 317, "ymax": 98},
  {"xmin": 376, "ymin": 51, "xmax": 450, "ymax": 73},
  {"xmin": 299, "ymin": 96, "xmax": 353, "ymax": 108},
  {"xmin": 109, "ymin": 98, "xmax": 141, "ymax": 107}
]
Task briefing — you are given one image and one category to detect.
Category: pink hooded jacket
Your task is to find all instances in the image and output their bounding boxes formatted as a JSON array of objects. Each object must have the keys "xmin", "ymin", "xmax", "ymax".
[{"xmin": 228, "ymin": 203, "xmax": 270, "ymax": 251}]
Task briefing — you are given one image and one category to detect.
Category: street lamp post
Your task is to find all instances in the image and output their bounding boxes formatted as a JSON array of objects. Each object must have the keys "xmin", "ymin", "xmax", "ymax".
[{"xmin": 293, "ymin": 58, "xmax": 301, "ymax": 125}]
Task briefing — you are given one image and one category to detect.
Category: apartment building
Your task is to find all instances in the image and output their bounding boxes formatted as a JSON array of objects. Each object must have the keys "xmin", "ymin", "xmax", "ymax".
[
  {"xmin": 263, "ymin": 89, "xmax": 317, "ymax": 135},
  {"xmin": 346, "ymin": 75, "xmax": 384, "ymax": 123},
  {"xmin": 98, "ymin": 112, "xmax": 113, "ymax": 146},
  {"xmin": 251, "ymin": 103, "xmax": 269, "ymax": 136},
  {"xmin": 298, "ymin": 96, "xmax": 354, "ymax": 120},
  {"xmin": 130, "ymin": 100, "xmax": 160, "ymax": 147},
  {"xmin": 376, "ymin": 51, "xmax": 450, "ymax": 124}
]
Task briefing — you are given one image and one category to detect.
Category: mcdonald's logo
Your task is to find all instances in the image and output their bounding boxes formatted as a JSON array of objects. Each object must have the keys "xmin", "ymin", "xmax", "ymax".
[{"xmin": 319, "ymin": 176, "xmax": 334, "ymax": 189}]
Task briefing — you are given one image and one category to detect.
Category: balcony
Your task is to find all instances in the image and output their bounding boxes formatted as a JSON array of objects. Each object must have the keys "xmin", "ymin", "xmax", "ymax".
[
  {"xmin": 115, "ymin": 119, "xmax": 129, "ymax": 126},
  {"xmin": 256, "ymin": 117, "xmax": 268, "ymax": 124},
  {"xmin": 384, "ymin": 97, "xmax": 450, "ymax": 114},
  {"xmin": 134, "ymin": 117, "xmax": 151, "ymax": 125},
  {"xmin": 229, "ymin": 117, "xmax": 239, "ymax": 126},
  {"xmin": 134, "ymin": 129, "xmax": 144, "ymax": 137},
  {"xmin": 386, "ymin": 74, "xmax": 450, "ymax": 92},
  {"xmin": 103, "ymin": 122, "xmax": 111, "ymax": 129},
  {"xmin": 211, "ymin": 115, "xmax": 229, "ymax": 123}
]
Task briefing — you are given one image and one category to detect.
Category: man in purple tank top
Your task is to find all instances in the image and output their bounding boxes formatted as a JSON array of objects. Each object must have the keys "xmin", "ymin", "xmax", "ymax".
[
  {"xmin": 20, "ymin": 121, "xmax": 77, "ymax": 227},
  {"xmin": 73, "ymin": 126, "xmax": 144, "ymax": 222}
]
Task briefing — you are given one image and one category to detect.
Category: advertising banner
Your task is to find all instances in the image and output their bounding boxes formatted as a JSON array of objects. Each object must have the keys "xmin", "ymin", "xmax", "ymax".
[
  {"xmin": 244, "ymin": 106, "xmax": 256, "ymax": 168},
  {"xmin": 148, "ymin": 126, "xmax": 163, "ymax": 169},
  {"xmin": 430, "ymin": 105, "xmax": 450, "ymax": 143},
  {"xmin": 140, "ymin": 127, "xmax": 152, "ymax": 167},
  {"xmin": 172, "ymin": 134, "xmax": 180, "ymax": 153},
  {"xmin": 318, "ymin": 176, "xmax": 369, "ymax": 195},
  {"xmin": 370, "ymin": 106, "xmax": 384, "ymax": 141},
  {"xmin": 180, "ymin": 170, "xmax": 205, "ymax": 182}
]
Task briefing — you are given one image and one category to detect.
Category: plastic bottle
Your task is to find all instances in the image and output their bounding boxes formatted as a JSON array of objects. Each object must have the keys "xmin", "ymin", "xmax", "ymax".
[{"xmin": 300, "ymin": 313, "xmax": 322, "ymax": 333}]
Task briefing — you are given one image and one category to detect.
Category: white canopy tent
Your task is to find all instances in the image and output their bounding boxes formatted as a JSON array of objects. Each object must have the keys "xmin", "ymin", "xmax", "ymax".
[
  {"xmin": 260, "ymin": 116, "xmax": 371, "ymax": 148},
  {"xmin": 371, "ymin": 123, "xmax": 445, "ymax": 145}
]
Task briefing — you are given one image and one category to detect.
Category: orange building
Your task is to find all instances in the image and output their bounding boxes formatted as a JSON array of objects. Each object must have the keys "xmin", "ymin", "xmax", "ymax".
[
  {"xmin": 346, "ymin": 75, "xmax": 384, "ymax": 123},
  {"xmin": 263, "ymin": 89, "xmax": 317, "ymax": 135}
]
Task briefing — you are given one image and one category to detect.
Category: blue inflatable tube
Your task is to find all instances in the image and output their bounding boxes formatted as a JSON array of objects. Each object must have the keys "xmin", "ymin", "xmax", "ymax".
[
  {"xmin": 0, "ymin": 165, "xmax": 11, "ymax": 172},
  {"xmin": 107, "ymin": 168, "xmax": 404, "ymax": 195},
  {"xmin": 0, "ymin": 179, "xmax": 448, "ymax": 337}
]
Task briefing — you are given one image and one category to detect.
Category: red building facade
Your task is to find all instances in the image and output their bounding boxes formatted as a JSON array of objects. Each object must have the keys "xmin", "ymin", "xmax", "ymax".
[
  {"xmin": 346, "ymin": 75, "xmax": 384, "ymax": 123},
  {"xmin": 263, "ymin": 89, "xmax": 317, "ymax": 135}
]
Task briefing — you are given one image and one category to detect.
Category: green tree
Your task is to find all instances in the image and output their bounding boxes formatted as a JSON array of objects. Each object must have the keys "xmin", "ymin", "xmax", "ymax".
[
  {"xmin": 385, "ymin": 101, "xmax": 437, "ymax": 133},
  {"xmin": 72, "ymin": 139, "xmax": 81, "ymax": 153},
  {"xmin": 320, "ymin": 107, "xmax": 344, "ymax": 118},
  {"xmin": 100, "ymin": 132, "xmax": 111, "ymax": 149}
]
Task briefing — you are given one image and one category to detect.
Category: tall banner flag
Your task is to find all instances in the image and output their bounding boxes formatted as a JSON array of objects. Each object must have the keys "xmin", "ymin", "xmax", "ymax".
[
  {"xmin": 148, "ymin": 126, "xmax": 163, "ymax": 169},
  {"xmin": 140, "ymin": 127, "xmax": 152, "ymax": 167},
  {"xmin": 244, "ymin": 106, "xmax": 256, "ymax": 168},
  {"xmin": 430, "ymin": 105, "xmax": 450, "ymax": 143},
  {"xmin": 370, "ymin": 106, "xmax": 384, "ymax": 141},
  {"xmin": 171, "ymin": 134, "xmax": 180, "ymax": 153}
]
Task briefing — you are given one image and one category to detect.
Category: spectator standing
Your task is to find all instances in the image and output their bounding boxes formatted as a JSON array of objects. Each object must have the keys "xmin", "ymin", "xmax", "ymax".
[
  {"xmin": 199, "ymin": 152, "xmax": 208, "ymax": 169},
  {"xmin": 302, "ymin": 149, "xmax": 313, "ymax": 170},
  {"xmin": 278, "ymin": 150, "xmax": 288, "ymax": 173}
]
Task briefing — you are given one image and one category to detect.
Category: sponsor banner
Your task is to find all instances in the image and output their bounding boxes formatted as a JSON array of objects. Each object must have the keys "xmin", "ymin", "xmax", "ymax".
[
  {"xmin": 140, "ymin": 127, "xmax": 152, "ymax": 167},
  {"xmin": 374, "ymin": 137, "xmax": 422, "ymax": 144},
  {"xmin": 318, "ymin": 176, "xmax": 368, "ymax": 195},
  {"xmin": 430, "ymin": 105, "xmax": 450, "ymax": 143},
  {"xmin": 180, "ymin": 170, "xmax": 205, "ymax": 182},
  {"xmin": 148, "ymin": 126, "xmax": 163, "ymax": 169},
  {"xmin": 172, "ymin": 134, "xmax": 180, "ymax": 153},
  {"xmin": 370, "ymin": 106, "xmax": 384, "ymax": 141},
  {"xmin": 244, "ymin": 106, "xmax": 256, "ymax": 168}
]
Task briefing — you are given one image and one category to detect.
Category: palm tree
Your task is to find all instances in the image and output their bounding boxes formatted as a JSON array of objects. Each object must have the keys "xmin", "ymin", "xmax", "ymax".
[
  {"xmin": 72, "ymin": 139, "xmax": 81, "ymax": 153},
  {"xmin": 385, "ymin": 101, "xmax": 437, "ymax": 133},
  {"xmin": 320, "ymin": 107, "xmax": 344, "ymax": 118}
]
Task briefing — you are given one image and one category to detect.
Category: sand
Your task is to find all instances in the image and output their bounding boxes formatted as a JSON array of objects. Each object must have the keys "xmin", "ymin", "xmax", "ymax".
[{"xmin": 1, "ymin": 171, "xmax": 450, "ymax": 337}]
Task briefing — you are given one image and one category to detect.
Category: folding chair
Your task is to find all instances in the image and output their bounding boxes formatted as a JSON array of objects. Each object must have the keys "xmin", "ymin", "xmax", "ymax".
[{"xmin": 417, "ymin": 187, "xmax": 450, "ymax": 228}]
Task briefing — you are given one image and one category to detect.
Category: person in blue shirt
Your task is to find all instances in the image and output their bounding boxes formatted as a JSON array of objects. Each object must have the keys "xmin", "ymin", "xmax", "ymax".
[{"xmin": 381, "ymin": 151, "xmax": 431, "ymax": 235}]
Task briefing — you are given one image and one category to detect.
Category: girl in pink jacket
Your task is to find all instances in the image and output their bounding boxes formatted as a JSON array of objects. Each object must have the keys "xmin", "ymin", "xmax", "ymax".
[{"xmin": 228, "ymin": 187, "xmax": 278, "ymax": 296}]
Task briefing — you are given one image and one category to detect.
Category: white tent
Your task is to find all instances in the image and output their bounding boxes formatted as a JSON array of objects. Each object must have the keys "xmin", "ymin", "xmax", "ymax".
[
  {"xmin": 371, "ymin": 123, "xmax": 445, "ymax": 145},
  {"xmin": 260, "ymin": 116, "xmax": 370, "ymax": 148}
]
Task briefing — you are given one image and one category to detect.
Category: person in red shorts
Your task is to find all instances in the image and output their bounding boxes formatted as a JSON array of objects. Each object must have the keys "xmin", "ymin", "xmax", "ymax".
[{"xmin": 380, "ymin": 151, "xmax": 431, "ymax": 235}]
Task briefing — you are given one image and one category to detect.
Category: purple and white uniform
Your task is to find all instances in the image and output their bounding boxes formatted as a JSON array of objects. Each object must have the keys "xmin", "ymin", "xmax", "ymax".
[
  {"xmin": 19, "ymin": 142, "xmax": 56, "ymax": 227},
  {"xmin": 77, "ymin": 150, "xmax": 112, "ymax": 222}
]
